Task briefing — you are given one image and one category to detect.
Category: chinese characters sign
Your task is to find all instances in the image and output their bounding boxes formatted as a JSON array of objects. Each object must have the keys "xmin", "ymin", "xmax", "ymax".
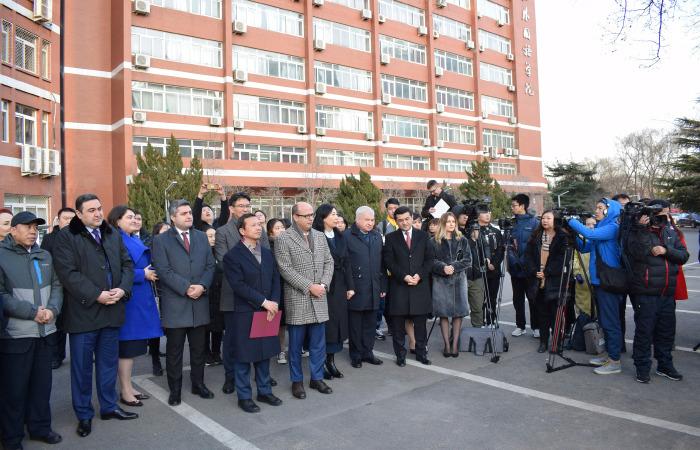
[{"xmin": 521, "ymin": 1, "xmax": 534, "ymax": 96}]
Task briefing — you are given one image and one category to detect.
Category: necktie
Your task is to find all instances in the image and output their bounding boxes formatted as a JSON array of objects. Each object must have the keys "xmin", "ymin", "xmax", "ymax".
[
  {"xmin": 91, "ymin": 229, "xmax": 102, "ymax": 245},
  {"xmin": 182, "ymin": 232, "xmax": 190, "ymax": 253},
  {"xmin": 405, "ymin": 231, "xmax": 411, "ymax": 249}
]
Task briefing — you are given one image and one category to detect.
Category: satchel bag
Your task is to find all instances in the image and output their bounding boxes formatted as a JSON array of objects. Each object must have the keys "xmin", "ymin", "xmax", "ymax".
[{"xmin": 594, "ymin": 246, "xmax": 628, "ymax": 294}]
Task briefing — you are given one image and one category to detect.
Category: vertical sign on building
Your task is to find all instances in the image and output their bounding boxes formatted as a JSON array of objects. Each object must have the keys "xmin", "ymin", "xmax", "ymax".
[{"xmin": 521, "ymin": 0, "xmax": 535, "ymax": 96}]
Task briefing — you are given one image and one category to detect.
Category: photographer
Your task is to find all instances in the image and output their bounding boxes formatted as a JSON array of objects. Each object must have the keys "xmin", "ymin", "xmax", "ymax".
[
  {"xmin": 626, "ymin": 200, "xmax": 688, "ymax": 383},
  {"xmin": 476, "ymin": 207, "xmax": 504, "ymax": 326},
  {"xmin": 466, "ymin": 222, "xmax": 486, "ymax": 328},
  {"xmin": 566, "ymin": 198, "xmax": 624, "ymax": 375},
  {"xmin": 194, "ymin": 183, "xmax": 230, "ymax": 231}
]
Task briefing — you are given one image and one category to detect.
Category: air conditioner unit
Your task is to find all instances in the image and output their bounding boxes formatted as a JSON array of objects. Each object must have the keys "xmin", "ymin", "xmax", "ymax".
[
  {"xmin": 313, "ymin": 0, "xmax": 324, "ymax": 6},
  {"xmin": 315, "ymin": 82, "xmax": 327, "ymax": 95},
  {"xmin": 418, "ymin": 25, "xmax": 428, "ymax": 36},
  {"xmin": 466, "ymin": 40, "xmax": 475, "ymax": 50},
  {"xmin": 436, "ymin": 0, "xmax": 447, "ymax": 8},
  {"xmin": 477, "ymin": 12, "xmax": 483, "ymax": 19},
  {"xmin": 380, "ymin": 54, "xmax": 391, "ymax": 65},
  {"xmin": 314, "ymin": 39, "xmax": 326, "ymax": 51},
  {"xmin": 482, "ymin": 146, "xmax": 493, "ymax": 156},
  {"xmin": 378, "ymin": 14, "xmax": 387, "ymax": 23},
  {"xmin": 233, "ymin": 69, "xmax": 248, "ymax": 83},
  {"xmin": 381, "ymin": 94, "xmax": 392, "ymax": 105},
  {"xmin": 315, "ymin": 127, "xmax": 327, "ymax": 136},
  {"xmin": 432, "ymin": 30, "xmax": 440, "ymax": 39},
  {"xmin": 479, "ymin": 44, "xmax": 485, "ymax": 52},
  {"xmin": 435, "ymin": 66, "xmax": 444, "ymax": 77},
  {"xmin": 507, "ymin": 84, "xmax": 516, "ymax": 92},
  {"xmin": 504, "ymin": 148, "xmax": 513, "ymax": 157},
  {"xmin": 382, "ymin": 134, "xmax": 390, "ymax": 143},
  {"xmin": 506, "ymin": 52, "xmax": 515, "ymax": 61},
  {"xmin": 233, "ymin": 119, "xmax": 245, "ymax": 130},
  {"xmin": 233, "ymin": 21, "xmax": 247, "ymax": 34},
  {"xmin": 361, "ymin": 9, "xmax": 372, "ymax": 20},
  {"xmin": 210, "ymin": 117, "xmax": 223, "ymax": 127},
  {"xmin": 497, "ymin": 18, "xmax": 506, "ymax": 27},
  {"xmin": 512, "ymin": 148, "xmax": 520, "ymax": 157},
  {"xmin": 436, "ymin": 140, "xmax": 445, "ymax": 148},
  {"xmin": 422, "ymin": 138, "xmax": 431, "ymax": 147},
  {"xmin": 509, "ymin": 116, "xmax": 517, "ymax": 124},
  {"xmin": 133, "ymin": 111, "xmax": 147, "ymax": 123},
  {"xmin": 41, "ymin": 148, "xmax": 60, "ymax": 177},
  {"xmin": 481, "ymin": 111, "xmax": 488, "ymax": 119},
  {"xmin": 489, "ymin": 147, "xmax": 499, "ymax": 159},
  {"xmin": 132, "ymin": 54, "xmax": 151, "ymax": 69},
  {"xmin": 133, "ymin": 0, "xmax": 151, "ymax": 15},
  {"xmin": 21, "ymin": 145, "xmax": 42, "ymax": 176},
  {"xmin": 297, "ymin": 125, "xmax": 307, "ymax": 134},
  {"xmin": 365, "ymin": 132, "xmax": 375, "ymax": 141},
  {"xmin": 33, "ymin": 0, "xmax": 51, "ymax": 23},
  {"xmin": 436, "ymin": 103, "xmax": 445, "ymax": 113}
]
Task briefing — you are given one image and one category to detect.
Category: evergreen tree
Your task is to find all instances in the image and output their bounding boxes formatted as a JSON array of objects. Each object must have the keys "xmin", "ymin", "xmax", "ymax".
[
  {"xmin": 128, "ymin": 135, "xmax": 203, "ymax": 229},
  {"xmin": 546, "ymin": 161, "xmax": 604, "ymax": 210},
  {"xmin": 334, "ymin": 169, "xmax": 383, "ymax": 223},
  {"xmin": 662, "ymin": 112, "xmax": 700, "ymax": 211},
  {"xmin": 458, "ymin": 159, "xmax": 510, "ymax": 218}
]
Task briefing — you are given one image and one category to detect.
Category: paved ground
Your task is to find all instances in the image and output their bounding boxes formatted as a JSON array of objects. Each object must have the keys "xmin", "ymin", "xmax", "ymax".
[{"xmin": 24, "ymin": 230, "xmax": 700, "ymax": 449}]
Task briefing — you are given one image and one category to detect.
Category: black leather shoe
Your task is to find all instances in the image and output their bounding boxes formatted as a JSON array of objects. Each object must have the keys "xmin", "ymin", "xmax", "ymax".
[
  {"xmin": 222, "ymin": 378, "xmax": 235, "ymax": 394},
  {"xmin": 120, "ymin": 397, "xmax": 143, "ymax": 407},
  {"xmin": 237, "ymin": 399, "xmax": 260, "ymax": 413},
  {"xmin": 270, "ymin": 377, "xmax": 278, "ymax": 387},
  {"xmin": 134, "ymin": 393, "xmax": 150, "ymax": 400},
  {"xmin": 443, "ymin": 347, "xmax": 451, "ymax": 358},
  {"xmin": 309, "ymin": 379, "xmax": 333, "ymax": 394},
  {"xmin": 396, "ymin": 358, "xmax": 406, "ymax": 367},
  {"xmin": 323, "ymin": 365, "xmax": 334, "ymax": 380},
  {"xmin": 362, "ymin": 356, "xmax": 383, "ymax": 365},
  {"xmin": 351, "ymin": 360, "xmax": 362, "ymax": 368},
  {"xmin": 76, "ymin": 419, "xmax": 91, "ymax": 438},
  {"xmin": 30, "ymin": 430, "xmax": 62, "ymax": 444},
  {"xmin": 326, "ymin": 354, "xmax": 344, "ymax": 378},
  {"xmin": 256, "ymin": 393, "xmax": 283, "ymax": 406},
  {"xmin": 100, "ymin": 408, "xmax": 138, "ymax": 420},
  {"xmin": 168, "ymin": 393, "xmax": 181, "ymax": 406},
  {"xmin": 537, "ymin": 343, "xmax": 547, "ymax": 353},
  {"xmin": 292, "ymin": 381, "xmax": 306, "ymax": 399},
  {"xmin": 192, "ymin": 384, "xmax": 215, "ymax": 399},
  {"xmin": 416, "ymin": 355, "xmax": 432, "ymax": 365}
]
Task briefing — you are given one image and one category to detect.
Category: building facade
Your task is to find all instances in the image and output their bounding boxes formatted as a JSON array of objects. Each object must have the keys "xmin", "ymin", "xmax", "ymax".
[{"xmin": 2, "ymin": 0, "xmax": 545, "ymax": 219}]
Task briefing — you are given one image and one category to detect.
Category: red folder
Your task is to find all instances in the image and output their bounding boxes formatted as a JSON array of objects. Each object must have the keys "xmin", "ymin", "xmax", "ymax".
[{"xmin": 249, "ymin": 311, "xmax": 282, "ymax": 338}]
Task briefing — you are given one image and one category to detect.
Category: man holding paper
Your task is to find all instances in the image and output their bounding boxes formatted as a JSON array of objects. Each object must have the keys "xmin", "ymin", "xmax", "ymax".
[
  {"xmin": 223, "ymin": 213, "xmax": 282, "ymax": 413},
  {"xmin": 421, "ymin": 180, "xmax": 457, "ymax": 223}
]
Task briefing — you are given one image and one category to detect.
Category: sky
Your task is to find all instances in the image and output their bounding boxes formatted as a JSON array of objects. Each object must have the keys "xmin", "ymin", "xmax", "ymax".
[{"xmin": 536, "ymin": 0, "xmax": 700, "ymax": 165}]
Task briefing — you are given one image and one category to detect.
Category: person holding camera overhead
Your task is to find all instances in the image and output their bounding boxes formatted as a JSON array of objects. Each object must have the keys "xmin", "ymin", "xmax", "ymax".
[{"xmin": 566, "ymin": 198, "xmax": 624, "ymax": 375}]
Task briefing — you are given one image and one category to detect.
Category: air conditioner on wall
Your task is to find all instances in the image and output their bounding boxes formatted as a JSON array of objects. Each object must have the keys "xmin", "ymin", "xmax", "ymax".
[
  {"xmin": 315, "ymin": 127, "xmax": 327, "ymax": 136},
  {"xmin": 380, "ymin": 54, "xmax": 391, "ymax": 65},
  {"xmin": 233, "ymin": 119, "xmax": 245, "ymax": 129},
  {"xmin": 382, "ymin": 134, "xmax": 390, "ymax": 143},
  {"xmin": 132, "ymin": 54, "xmax": 151, "ymax": 69},
  {"xmin": 378, "ymin": 14, "xmax": 387, "ymax": 23},
  {"xmin": 365, "ymin": 132, "xmax": 375, "ymax": 141},
  {"xmin": 466, "ymin": 40, "xmax": 475, "ymax": 50},
  {"xmin": 506, "ymin": 53, "xmax": 515, "ymax": 61},
  {"xmin": 233, "ymin": 21, "xmax": 247, "ymax": 34},
  {"xmin": 313, "ymin": 0, "xmax": 324, "ymax": 6},
  {"xmin": 33, "ymin": 0, "xmax": 51, "ymax": 23},
  {"xmin": 422, "ymin": 138, "xmax": 431, "ymax": 147},
  {"xmin": 435, "ymin": 66, "xmax": 444, "ymax": 77},
  {"xmin": 509, "ymin": 116, "xmax": 517, "ymax": 124},
  {"xmin": 315, "ymin": 82, "xmax": 327, "ymax": 94},
  {"xmin": 481, "ymin": 111, "xmax": 488, "ymax": 119},
  {"xmin": 418, "ymin": 26, "xmax": 428, "ymax": 36},
  {"xmin": 489, "ymin": 147, "xmax": 499, "ymax": 159},
  {"xmin": 436, "ymin": 103, "xmax": 445, "ymax": 113},
  {"xmin": 314, "ymin": 39, "xmax": 326, "ymax": 51},
  {"xmin": 361, "ymin": 9, "xmax": 372, "ymax": 20},
  {"xmin": 21, "ymin": 145, "xmax": 42, "ymax": 176},
  {"xmin": 133, "ymin": 111, "xmax": 147, "ymax": 123},
  {"xmin": 479, "ymin": 44, "xmax": 485, "ymax": 52},
  {"xmin": 507, "ymin": 84, "xmax": 516, "ymax": 92},
  {"xmin": 210, "ymin": 117, "xmax": 223, "ymax": 127},
  {"xmin": 497, "ymin": 18, "xmax": 506, "ymax": 27},
  {"xmin": 381, "ymin": 94, "xmax": 392, "ymax": 105},
  {"xmin": 482, "ymin": 146, "xmax": 493, "ymax": 156},
  {"xmin": 504, "ymin": 148, "xmax": 513, "ymax": 157},
  {"xmin": 233, "ymin": 69, "xmax": 248, "ymax": 83},
  {"xmin": 432, "ymin": 30, "xmax": 440, "ymax": 39},
  {"xmin": 133, "ymin": 0, "xmax": 151, "ymax": 15},
  {"xmin": 437, "ymin": 140, "xmax": 445, "ymax": 148},
  {"xmin": 41, "ymin": 149, "xmax": 60, "ymax": 177},
  {"xmin": 436, "ymin": 0, "xmax": 447, "ymax": 8},
  {"xmin": 297, "ymin": 125, "xmax": 307, "ymax": 134}
]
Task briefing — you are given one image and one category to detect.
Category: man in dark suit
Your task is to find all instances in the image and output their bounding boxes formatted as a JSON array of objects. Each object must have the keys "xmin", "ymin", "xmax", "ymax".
[
  {"xmin": 420, "ymin": 180, "xmax": 456, "ymax": 228},
  {"xmin": 382, "ymin": 206, "xmax": 434, "ymax": 366},
  {"xmin": 345, "ymin": 206, "xmax": 387, "ymax": 368},
  {"xmin": 53, "ymin": 194, "xmax": 137, "ymax": 438},
  {"xmin": 152, "ymin": 199, "xmax": 216, "ymax": 406},
  {"xmin": 223, "ymin": 213, "xmax": 282, "ymax": 413}
]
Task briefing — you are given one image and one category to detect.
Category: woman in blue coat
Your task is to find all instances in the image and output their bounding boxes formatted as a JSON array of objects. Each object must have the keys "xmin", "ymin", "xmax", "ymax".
[{"xmin": 107, "ymin": 206, "xmax": 163, "ymax": 407}]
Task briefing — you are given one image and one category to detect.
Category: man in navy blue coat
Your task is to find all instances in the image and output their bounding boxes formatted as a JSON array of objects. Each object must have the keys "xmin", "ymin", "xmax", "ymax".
[{"xmin": 223, "ymin": 214, "xmax": 282, "ymax": 413}]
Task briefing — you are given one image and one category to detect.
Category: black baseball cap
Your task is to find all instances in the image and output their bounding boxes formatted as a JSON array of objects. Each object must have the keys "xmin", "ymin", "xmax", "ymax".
[{"xmin": 11, "ymin": 211, "xmax": 46, "ymax": 227}]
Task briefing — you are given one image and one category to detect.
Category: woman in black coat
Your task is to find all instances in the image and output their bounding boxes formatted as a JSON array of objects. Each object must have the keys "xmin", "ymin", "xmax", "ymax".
[
  {"xmin": 524, "ymin": 211, "xmax": 572, "ymax": 353},
  {"xmin": 202, "ymin": 225, "xmax": 224, "ymax": 366},
  {"xmin": 313, "ymin": 204, "xmax": 354, "ymax": 380}
]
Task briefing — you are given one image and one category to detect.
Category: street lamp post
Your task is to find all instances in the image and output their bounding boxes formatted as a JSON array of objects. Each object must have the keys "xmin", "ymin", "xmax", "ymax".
[
  {"xmin": 164, "ymin": 181, "xmax": 178, "ymax": 224},
  {"xmin": 557, "ymin": 190, "xmax": 570, "ymax": 208}
]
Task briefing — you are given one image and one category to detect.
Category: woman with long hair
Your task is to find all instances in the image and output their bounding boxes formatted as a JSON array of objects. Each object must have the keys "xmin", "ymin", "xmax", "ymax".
[{"xmin": 267, "ymin": 218, "xmax": 288, "ymax": 364}]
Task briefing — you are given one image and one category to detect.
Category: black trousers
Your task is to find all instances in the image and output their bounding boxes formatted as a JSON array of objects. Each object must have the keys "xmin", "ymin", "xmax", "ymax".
[
  {"xmin": 512, "ymin": 276, "xmax": 538, "ymax": 330},
  {"xmin": 348, "ymin": 309, "xmax": 377, "ymax": 362},
  {"xmin": 165, "ymin": 326, "xmax": 206, "ymax": 393},
  {"xmin": 484, "ymin": 275, "xmax": 501, "ymax": 325},
  {"xmin": 390, "ymin": 314, "xmax": 427, "ymax": 358},
  {"xmin": 633, "ymin": 295, "xmax": 676, "ymax": 373},
  {"xmin": 535, "ymin": 292, "xmax": 558, "ymax": 345},
  {"xmin": 52, "ymin": 329, "xmax": 67, "ymax": 364},
  {"xmin": 0, "ymin": 336, "xmax": 54, "ymax": 448}
]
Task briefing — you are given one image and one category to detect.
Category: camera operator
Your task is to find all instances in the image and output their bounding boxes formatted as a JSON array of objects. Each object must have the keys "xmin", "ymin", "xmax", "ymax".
[
  {"xmin": 626, "ymin": 199, "xmax": 688, "ymax": 383},
  {"xmin": 466, "ymin": 224, "xmax": 486, "ymax": 328},
  {"xmin": 421, "ymin": 180, "xmax": 457, "ymax": 230},
  {"xmin": 566, "ymin": 198, "xmax": 624, "ymax": 375},
  {"xmin": 476, "ymin": 207, "xmax": 505, "ymax": 326}
]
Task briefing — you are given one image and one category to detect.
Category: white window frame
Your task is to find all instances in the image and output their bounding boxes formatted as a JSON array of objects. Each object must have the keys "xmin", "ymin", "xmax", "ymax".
[
  {"xmin": 379, "ymin": 35, "xmax": 426, "ymax": 65},
  {"xmin": 151, "ymin": 0, "xmax": 223, "ymax": 18},
  {"xmin": 131, "ymin": 26, "xmax": 223, "ymax": 68},
  {"xmin": 477, "ymin": 0, "xmax": 509, "ymax": 23},
  {"xmin": 482, "ymin": 128, "xmax": 515, "ymax": 149},
  {"xmin": 40, "ymin": 40, "xmax": 50, "ymax": 79},
  {"xmin": 485, "ymin": 161, "xmax": 516, "ymax": 175},
  {"xmin": 479, "ymin": 61, "xmax": 512, "ymax": 86},
  {"xmin": 133, "ymin": 136, "xmax": 225, "ymax": 159},
  {"xmin": 15, "ymin": 104, "xmax": 36, "ymax": 145},
  {"xmin": 14, "ymin": 27, "xmax": 37, "ymax": 73},
  {"xmin": 233, "ymin": 142, "xmax": 307, "ymax": 164},
  {"xmin": 382, "ymin": 114, "xmax": 428, "ymax": 139},
  {"xmin": 478, "ymin": 29, "xmax": 511, "ymax": 55},
  {"xmin": 481, "ymin": 95, "xmax": 513, "ymax": 117},
  {"xmin": 327, "ymin": 0, "xmax": 366, "ymax": 11},
  {"xmin": 378, "ymin": 0, "xmax": 425, "ymax": 27},
  {"xmin": 234, "ymin": 46, "xmax": 305, "ymax": 81},
  {"xmin": 437, "ymin": 122, "xmax": 475, "ymax": 145},
  {"xmin": 438, "ymin": 158, "xmax": 471, "ymax": 172},
  {"xmin": 433, "ymin": 15, "xmax": 471, "ymax": 42},
  {"xmin": 41, "ymin": 112, "xmax": 49, "ymax": 148},
  {"xmin": 317, "ymin": 149, "xmax": 375, "ymax": 167},
  {"xmin": 313, "ymin": 18, "xmax": 371, "ymax": 52},
  {"xmin": 446, "ymin": 0, "xmax": 470, "ymax": 9},
  {"xmin": 234, "ymin": 94, "xmax": 306, "ymax": 126},
  {"xmin": 131, "ymin": 81, "xmax": 224, "ymax": 118},
  {"xmin": 434, "ymin": 49, "xmax": 472, "ymax": 76},
  {"xmin": 383, "ymin": 153, "xmax": 430, "ymax": 170},
  {"xmin": 314, "ymin": 61, "xmax": 372, "ymax": 93},
  {"xmin": 315, "ymin": 105, "xmax": 373, "ymax": 133},
  {"xmin": 381, "ymin": 74, "xmax": 427, "ymax": 102},
  {"xmin": 1, "ymin": 100, "xmax": 8, "ymax": 143},
  {"xmin": 4, "ymin": 194, "xmax": 49, "ymax": 222},
  {"xmin": 436, "ymin": 85, "xmax": 474, "ymax": 110},
  {"xmin": 233, "ymin": 0, "xmax": 304, "ymax": 37},
  {"xmin": 1, "ymin": 21, "xmax": 11, "ymax": 64}
]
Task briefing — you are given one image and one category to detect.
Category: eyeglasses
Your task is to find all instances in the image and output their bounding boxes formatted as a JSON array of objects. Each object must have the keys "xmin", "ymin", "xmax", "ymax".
[
  {"xmin": 294, "ymin": 213, "xmax": 315, "ymax": 219},
  {"xmin": 235, "ymin": 203, "xmax": 251, "ymax": 209}
]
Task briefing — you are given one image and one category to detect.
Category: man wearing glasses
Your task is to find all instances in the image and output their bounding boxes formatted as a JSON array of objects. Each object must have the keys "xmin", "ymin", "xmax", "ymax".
[
  {"xmin": 215, "ymin": 193, "xmax": 270, "ymax": 395},
  {"xmin": 420, "ymin": 180, "xmax": 457, "ymax": 228}
]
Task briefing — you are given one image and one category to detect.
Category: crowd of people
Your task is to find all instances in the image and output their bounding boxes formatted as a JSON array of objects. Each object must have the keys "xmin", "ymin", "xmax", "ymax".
[{"xmin": 0, "ymin": 181, "xmax": 692, "ymax": 449}]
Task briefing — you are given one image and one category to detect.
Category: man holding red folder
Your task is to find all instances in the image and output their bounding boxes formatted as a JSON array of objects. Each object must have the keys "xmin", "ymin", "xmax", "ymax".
[{"xmin": 223, "ymin": 214, "xmax": 282, "ymax": 413}]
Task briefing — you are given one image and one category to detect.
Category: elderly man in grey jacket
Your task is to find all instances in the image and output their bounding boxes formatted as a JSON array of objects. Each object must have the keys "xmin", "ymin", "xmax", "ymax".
[
  {"xmin": 274, "ymin": 202, "xmax": 334, "ymax": 400},
  {"xmin": 0, "ymin": 212, "xmax": 63, "ymax": 449}
]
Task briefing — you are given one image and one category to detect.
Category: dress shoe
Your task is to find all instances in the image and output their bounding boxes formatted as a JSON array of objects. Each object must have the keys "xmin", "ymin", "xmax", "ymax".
[
  {"xmin": 537, "ymin": 343, "xmax": 547, "ymax": 353},
  {"xmin": 134, "ymin": 393, "xmax": 150, "ymax": 400},
  {"xmin": 270, "ymin": 377, "xmax": 278, "ymax": 387},
  {"xmin": 256, "ymin": 393, "xmax": 283, "ymax": 406},
  {"xmin": 76, "ymin": 419, "xmax": 92, "ymax": 438},
  {"xmin": 416, "ymin": 355, "xmax": 432, "ymax": 365},
  {"xmin": 309, "ymin": 379, "xmax": 333, "ymax": 394},
  {"xmin": 120, "ymin": 396, "xmax": 143, "ymax": 407},
  {"xmin": 351, "ymin": 360, "xmax": 362, "ymax": 368},
  {"xmin": 237, "ymin": 399, "xmax": 260, "ymax": 413},
  {"xmin": 100, "ymin": 408, "xmax": 139, "ymax": 420},
  {"xmin": 30, "ymin": 430, "xmax": 62, "ymax": 445},
  {"xmin": 396, "ymin": 358, "xmax": 406, "ymax": 367},
  {"xmin": 451, "ymin": 352, "xmax": 459, "ymax": 358},
  {"xmin": 168, "ymin": 393, "xmax": 181, "ymax": 406},
  {"xmin": 323, "ymin": 366, "xmax": 333, "ymax": 380},
  {"xmin": 326, "ymin": 354, "xmax": 344, "ymax": 378},
  {"xmin": 443, "ymin": 347, "xmax": 451, "ymax": 358},
  {"xmin": 292, "ymin": 381, "xmax": 306, "ymax": 399},
  {"xmin": 362, "ymin": 355, "xmax": 383, "ymax": 365},
  {"xmin": 222, "ymin": 378, "xmax": 235, "ymax": 394},
  {"xmin": 192, "ymin": 384, "xmax": 215, "ymax": 399},
  {"xmin": 409, "ymin": 348, "xmax": 416, "ymax": 354}
]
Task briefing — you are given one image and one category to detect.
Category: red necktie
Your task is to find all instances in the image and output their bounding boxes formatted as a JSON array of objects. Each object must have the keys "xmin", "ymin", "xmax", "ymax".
[
  {"xmin": 405, "ymin": 231, "xmax": 411, "ymax": 249},
  {"xmin": 182, "ymin": 232, "xmax": 190, "ymax": 253}
]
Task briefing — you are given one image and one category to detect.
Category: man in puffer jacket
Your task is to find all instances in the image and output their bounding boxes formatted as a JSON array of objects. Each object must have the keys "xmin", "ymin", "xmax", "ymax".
[
  {"xmin": 626, "ymin": 200, "xmax": 688, "ymax": 383},
  {"xmin": 0, "ymin": 212, "xmax": 63, "ymax": 449}
]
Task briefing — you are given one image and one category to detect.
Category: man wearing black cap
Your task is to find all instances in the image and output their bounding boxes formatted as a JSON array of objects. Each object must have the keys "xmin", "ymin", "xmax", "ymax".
[{"xmin": 0, "ymin": 212, "xmax": 63, "ymax": 449}]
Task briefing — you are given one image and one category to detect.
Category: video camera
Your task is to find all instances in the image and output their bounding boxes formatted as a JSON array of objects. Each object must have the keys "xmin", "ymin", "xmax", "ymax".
[
  {"xmin": 621, "ymin": 201, "xmax": 665, "ymax": 226},
  {"xmin": 455, "ymin": 197, "xmax": 492, "ymax": 231},
  {"xmin": 551, "ymin": 207, "xmax": 592, "ymax": 229}
]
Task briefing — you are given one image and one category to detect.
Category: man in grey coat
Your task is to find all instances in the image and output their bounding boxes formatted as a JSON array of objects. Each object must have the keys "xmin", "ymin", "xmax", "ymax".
[
  {"xmin": 274, "ymin": 202, "xmax": 334, "ymax": 400},
  {"xmin": 152, "ymin": 200, "xmax": 216, "ymax": 406}
]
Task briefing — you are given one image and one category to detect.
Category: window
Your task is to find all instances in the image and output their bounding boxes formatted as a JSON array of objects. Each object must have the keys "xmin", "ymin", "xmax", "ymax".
[
  {"xmin": 439, "ymin": 158, "xmax": 471, "ymax": 172},
  {"xmin": 434, "ymin": 49, "xmax": 472, "ymax": 76},
  {"xmin": 478, "ymin": 29, "xmax": 511, "ymax": 54},
  {"xmin": 313, "ymin": 18, "xmax": 371, "ymax": 52},
  {"xmin": 1, "ymin": 21, "xmax": 11, "ymax": 64},
  {"xmin": 133, "ymin": 136, "xmax": 225, "ymax": 159},
  {"xmin": 433, "ymin": 15, "xmax": 470, "ymax": 42},
  {"xmin": 41, "ymin": 112, "xmax": 49, "ymax": 148},
  {"xmin": 446, "ymin": 0, "xmax": 469, "ymax": 8},
  {"xmin": 379, "ymin": 35, "xmax": 426, "ymax": 65},
  {"xmin": 479, "ymin": 62, "xmax": 512, "ymax": 86},
  {"xmin": 233, "ymin": 143, "xmax": 307, "ymax": 164},
  {"xmin": 234, "ymin": 46, "xmax": 304, "ymax": 81},
  {"xmin": 14, "ymin": 27, "xmax": 37, "ymax": 73},
  {"xmin": 15, "ymin": 104, "xmax": 36, "ymax": 145},
  {"xmin": 383, "ymin": 154, "xmax": 430, "ymax": 170},
  {"xmin": 382, "ymin": 114, "xmax": 428, "ymax": 139},
  {"xmin": 436, "ymin": 86, "xmax": 474, "ymax": 110},
  {"xmin": 131, "ymin": 27, "xmax": 222, "ymax": 67},
  {"xmin": 150, "ymin": 0, "xmax": 222, "ymax": 18},
  {"xmin": 316, "ymin": 105, "xmax": 373, "ymax": 133},
  {"xmin": 481, "ymin": 95, "xmax": 513, "ymax": 117},
  {"xmin": 485, "ymin": 161, "xmax": 516, "ymax": 175},
  {"xmin": 437, "ymin": 122, "xmax": 475, "ymax": 145},
  {"xmin": 234, "ymin": 94, "xmax": 306, "ymax": 125},
  {"xmin": 317, "ymin": 149, "xmax": 375, "ymax": 167},
  {"xmin": 381, "ymin": 74, "xmax": 427, "ymax": 102},
  {"xmin": 315, "ymin": 61, "xmax": 372, "ymax": 93},
  {"xmin": 132, "ymin": 81, "xmax": 224, "ymax": 117},
  {"xmin": 40, "ymin": 40, "xmax": 50, "ymax": 79},
  {"xmin": 378, "ymin": 0, "xmax": 425, "ymax": 27},
  {"xmin": 477, "ymin": 0, "xmax": 509, "ymax": 23},
  {"xmin": 482, "ymin": 128, "xmax": 515, "ymax": 149},
  {"xmin": 1, "ymin": 101, "xmax": 8, "ymax": 142},
  {"xmin": 4, "ymin": 194, "xmax": 49, "ymax": 222},
  {"xmin": 233, "ymin": 0, "xmax": 304, "ymax": 37},
  {"xmin": 327, "ymin": 0, "xmax": 366, "ymax": 10}
]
